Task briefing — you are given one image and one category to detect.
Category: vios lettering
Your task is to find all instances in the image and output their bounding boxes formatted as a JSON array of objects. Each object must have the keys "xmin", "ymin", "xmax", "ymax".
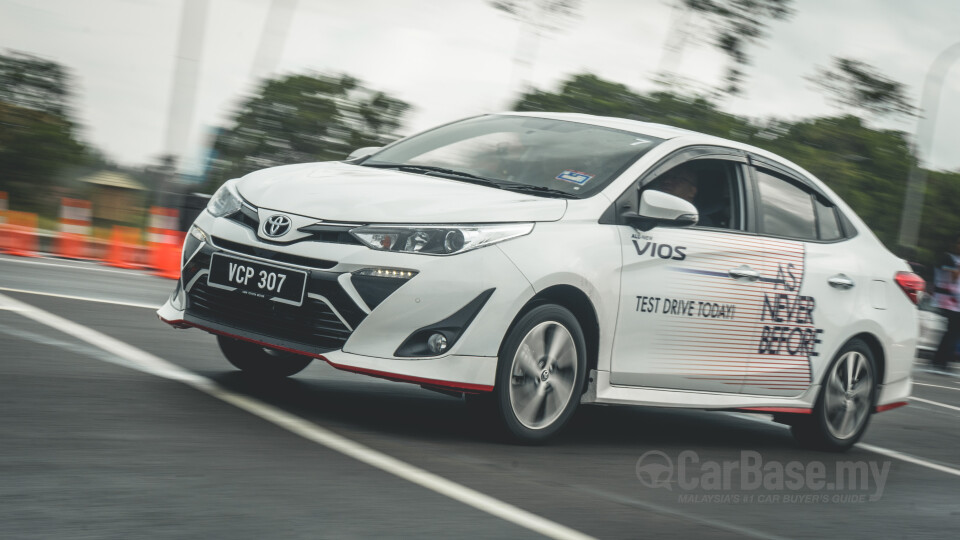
[{"xmin": 633, "ymin": 240, "xmax": 686, "ymax": 261}]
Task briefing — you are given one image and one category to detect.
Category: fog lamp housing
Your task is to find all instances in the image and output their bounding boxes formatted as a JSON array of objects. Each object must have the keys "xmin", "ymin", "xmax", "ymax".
[
  {"xmin": 394, "ymin": 289, "xmax": 495, "ymax": 357},
  {"xmin": 427, "ymin": 333, "xmax": 448, "ymax": 354}
]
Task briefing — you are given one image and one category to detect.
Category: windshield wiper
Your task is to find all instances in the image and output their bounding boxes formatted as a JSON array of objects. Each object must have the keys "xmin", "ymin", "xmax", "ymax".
[
  {"xmin": 363, "ymin": 163, "xmax": 507, "ymax": 189},
  {"xmin": 500, "ymin": 184, "xmax": 577, "ymax": 199}
]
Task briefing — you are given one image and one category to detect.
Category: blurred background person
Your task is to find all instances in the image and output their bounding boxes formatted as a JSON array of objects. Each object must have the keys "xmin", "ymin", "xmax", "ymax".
[{"xmin": 932, "ymin": 234, "xmax": 960, "ymax": 371}]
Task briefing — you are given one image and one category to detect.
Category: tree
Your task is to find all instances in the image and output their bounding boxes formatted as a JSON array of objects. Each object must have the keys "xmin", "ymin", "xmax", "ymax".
[
  {"xmin": 513, "ymin": 73, "xmax": 758, "ymax": 140},
  {"xmin": 0, "ymin": 51, "xmax": 90, "ymax": 211},
  {"xmin": 674, "ymin": 0, "xmax": 795, "ymax": 96},
  {"xmin": 809, "ymin": 57, "xmax": 917, "ymax": 119},
  {"xmin": 0, "ymin": 50, "xmax": 71, "ymax": 117},
  {"xmin": 205, "ymin": 73, "xmax": 410, "ymax": 190}
]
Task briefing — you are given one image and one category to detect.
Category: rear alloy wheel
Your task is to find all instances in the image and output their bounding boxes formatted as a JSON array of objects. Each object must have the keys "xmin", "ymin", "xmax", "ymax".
[
  {"xmin": 217, "ymin": 335, "xmax": 313, "ymax": 378},
  {"xmin": 792, "ymin": 339, "xmax": 877, "ymax": 451},
  {"xmin": 494, "ymin": 304, "xmax": 586, "ymax": 442}
]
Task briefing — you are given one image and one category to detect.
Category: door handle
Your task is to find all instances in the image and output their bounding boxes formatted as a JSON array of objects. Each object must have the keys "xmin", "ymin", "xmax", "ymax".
[
  {"xmin": 728, "ymin": 266, "xmax": 760, "ymax": 281},
  {"xmin": 828, "ymin": 274, "xmax": 855, "ymax": 289}
]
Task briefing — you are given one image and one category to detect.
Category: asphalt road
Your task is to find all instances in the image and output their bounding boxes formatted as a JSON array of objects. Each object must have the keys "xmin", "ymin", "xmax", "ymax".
[{"xmin": 1, "ymin": 253, "xmax": 958, "ymax": 539}]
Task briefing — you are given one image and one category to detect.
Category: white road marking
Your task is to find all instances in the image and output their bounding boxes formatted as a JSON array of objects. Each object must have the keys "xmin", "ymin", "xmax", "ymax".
[
  {"xmin": 573, "ymin": 485, "xmax": 788, "ymax": 540},
  {"xmin": 726, "ymin": 412, "xmax": 960, "ymax": 479},
  {"xmin": 857, "ymin": 443, "xmax": 960, "ymax": 479},
  {"xmin": 0, "ymin": 292, "xmax": 594, "ymax": 540},
  {"xmin": 910, "ymin": 396, "xmax": 960, "ymax": 412},
  {"xmin": 914, "ymin": 381, "xmax": 960, "ymax": 392},
  {"xmin": 915, "ymin": 366, "xmax": 960, "ymax": 379},
  {"xmin": 0, "ymin": 287, "xmax": 158, "ymax": 310},
  {"xmin": 0, "ymin": 255, "xmax": 152, "ymax": 277},
  {"xmin": 0, "ymin": 322, "xmax": 149, "ymax": 374}
]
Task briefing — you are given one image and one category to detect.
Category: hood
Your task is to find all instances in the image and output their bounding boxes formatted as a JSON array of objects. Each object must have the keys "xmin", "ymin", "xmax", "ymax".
[{"xmin": 234, "ymin": 161, "xmax": 567, "ymax": 223}]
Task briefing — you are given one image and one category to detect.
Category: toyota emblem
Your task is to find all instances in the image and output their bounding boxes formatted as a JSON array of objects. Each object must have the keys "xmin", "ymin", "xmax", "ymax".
[{"xmin": 263, "ymin": 214, "xmax": 292, "ymax": 238}]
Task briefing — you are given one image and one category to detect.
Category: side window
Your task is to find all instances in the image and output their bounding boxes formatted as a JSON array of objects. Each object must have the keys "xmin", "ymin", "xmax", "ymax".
[
  {"xmin": 643, "ymin": 159, "xmax": 742, "ymax": 230},
  {"xmin": 814, "ymin": 198, "xmax": 843, "ymax": 241},
  {"xmin": 754, "ymin": 169, "xmax": 817, "ymax": 240}
]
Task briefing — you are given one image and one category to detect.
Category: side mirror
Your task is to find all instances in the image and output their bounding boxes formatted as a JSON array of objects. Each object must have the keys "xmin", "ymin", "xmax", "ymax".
[
  {"xmin": 346, "ymin": 146, "xmax": 382, "ymax": 161},
  {"xmin": 623, "ymin": 190, "xmax": 698, "ymax": 231}
]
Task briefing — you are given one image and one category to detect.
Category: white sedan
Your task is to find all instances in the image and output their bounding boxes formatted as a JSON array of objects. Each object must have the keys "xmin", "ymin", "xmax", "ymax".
[{"xmin": 158, "ymin": 112, "xmax": 923, "ymax": 450}]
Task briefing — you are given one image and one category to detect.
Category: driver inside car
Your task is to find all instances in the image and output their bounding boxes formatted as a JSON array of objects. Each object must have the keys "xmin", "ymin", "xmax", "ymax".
[{"xmin": 647, "ymin": 166, "xmax": 728, "ymax": 228}]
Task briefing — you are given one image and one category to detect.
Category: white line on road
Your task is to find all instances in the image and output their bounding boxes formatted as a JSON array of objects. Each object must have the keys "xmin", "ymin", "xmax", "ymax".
[
  {"xmin": 857, "ymin": 443, "xmax": 960, "ymax": 479},
  {"xmin": 910, "ymin": 396, "xmax": 960, "ymax": 412},
  {"xmin": 0, "ymin": 287, "xmax": 159, "ymax": 310},
  {"xmin": 0, "ymin": 254, "xmax": 154, "ymax": 277},
  {"xmin": 914, "ymin": 367, "xmax": 960, "ymax": 379},
  {"xmin": 914, "ymin": 381, "xmax": 960, "ymax": 392},
  {"xmin": 0, "ymin": 292, "xmax": 594, "ymax": 540},
  {"xmin": 726, "ymin": 412, "xmax": 960, "ymax": 478}
]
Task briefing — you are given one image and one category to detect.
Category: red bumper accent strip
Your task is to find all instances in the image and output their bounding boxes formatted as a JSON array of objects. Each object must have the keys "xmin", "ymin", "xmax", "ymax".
[
  {"xmin": 324, "ymin": 360, "xmax": 494, "ymax": 393},
  {"xmin": 875, "ymin": 401, "xmax": 908, "ymax": 413},
  {"xmin": 739, "ymin": 407, "xmax": 813, "ymax": 414},
  {"xmin": 158, "ymin": 315, "xmax": 494, "ymax": 393}
]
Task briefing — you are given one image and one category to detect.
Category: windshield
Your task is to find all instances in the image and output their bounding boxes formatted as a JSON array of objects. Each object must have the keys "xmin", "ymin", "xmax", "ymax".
[{"xmin": 359, "ymin": 115, "xmax": 664, "ymax": 198}]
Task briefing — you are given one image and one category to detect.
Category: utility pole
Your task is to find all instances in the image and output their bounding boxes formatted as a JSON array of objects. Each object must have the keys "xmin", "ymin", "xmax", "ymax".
[
  {"xmin": 158, "ymin": 0, "xmax": 211, "ymax": 205},
  {"xmin": 898, "ymin": 41, "xmax": 960, "ymax": 250}
]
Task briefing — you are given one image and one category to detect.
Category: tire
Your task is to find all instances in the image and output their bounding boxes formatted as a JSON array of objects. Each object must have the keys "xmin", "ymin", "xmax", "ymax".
[
  {"xmin": 217, "ymin": 335, "xmax": 313, "ymax": 378},
  {"xmin": 791, "ymin": 339, "xmax": 877, "ymax": 452},
  {"xmin": 493, "ymin": 304, "xmax": 587, "ymax": 443}
]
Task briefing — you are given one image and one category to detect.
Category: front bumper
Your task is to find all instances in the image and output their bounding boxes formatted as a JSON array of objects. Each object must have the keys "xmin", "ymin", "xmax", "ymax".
[
  {"xmin": 158, "ymin": 300, "xmax": 496, "ymax": 391},
  {"xmin": 158, "ymin": 211, "xmax": 534, "ymax": 391}
]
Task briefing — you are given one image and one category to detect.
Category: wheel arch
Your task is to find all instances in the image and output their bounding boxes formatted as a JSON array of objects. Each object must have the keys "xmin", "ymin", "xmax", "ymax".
[
  {"xmin": 499, "ymin": 284, "xmax": 601, "ymax": 377},
  {"xmin": 822, "ymin": 332, "xmax": 886, "ymax": 387}
]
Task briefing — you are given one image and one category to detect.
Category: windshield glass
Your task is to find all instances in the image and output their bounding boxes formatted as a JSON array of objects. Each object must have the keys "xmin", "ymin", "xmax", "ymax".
[{"xmin": 360, "ymin": 115, "xmax": 664, "ymax": 198}]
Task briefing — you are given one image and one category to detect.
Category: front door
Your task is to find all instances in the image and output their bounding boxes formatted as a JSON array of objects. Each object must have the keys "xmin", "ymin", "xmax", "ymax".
[{"xmin": 610, "ymin": 158, "xmax": 768, "ymax": 393}]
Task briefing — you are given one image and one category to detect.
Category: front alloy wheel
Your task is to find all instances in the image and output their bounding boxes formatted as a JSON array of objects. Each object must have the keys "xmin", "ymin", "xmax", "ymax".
[
  {"xmin": 792, "ymin": 339, "xmax": 876, "ymax": 451},
  {"xmin": 494, "ymin": 304, "xmax": 587, "ymax": 442}
]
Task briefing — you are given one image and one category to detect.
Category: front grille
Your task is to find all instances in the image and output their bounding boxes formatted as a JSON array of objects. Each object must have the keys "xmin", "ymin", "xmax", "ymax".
[
  {"xmin": 296, "ymin": 223, "xmax": 364, "ymax": 245},
  {"xmin": 225, "ymin": 206, "xmax": 363, "ymax": 246},
  {"xmin": 187, "ymin": 281, "xmax": 352, "ymax": 351},
  {"xmin": 211, "ymin": 236, "xmax": 337, "ymax": 270}
]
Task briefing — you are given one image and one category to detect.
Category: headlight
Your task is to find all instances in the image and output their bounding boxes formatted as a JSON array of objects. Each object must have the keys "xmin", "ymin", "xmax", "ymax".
[
  {"xmin": 350, "ymin": 223, "xmax": 534, "ymax": 255},
  {"xmin": 206, "ymin": 179, "xmax": 242, "ymax": 217}
]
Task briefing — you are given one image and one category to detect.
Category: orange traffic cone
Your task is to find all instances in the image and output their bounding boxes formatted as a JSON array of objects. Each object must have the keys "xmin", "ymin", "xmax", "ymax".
[
  {"xmin": 56, "ymin": 232, "xmax": 88, "ymax": 260},
  {"xmin": 105, "ymin": 226, "xmax": 142, "ymax": 269},
  {"xmin": 153, "ymin": 231, "xmax": 185, "ymax": 280},
  {"xmin": 55, "ymin": 198, "xmax": 92, "ymax": 260},
  {"xmin": 0, "ymin": 211, "xmax": 39, "ymax": 257}
]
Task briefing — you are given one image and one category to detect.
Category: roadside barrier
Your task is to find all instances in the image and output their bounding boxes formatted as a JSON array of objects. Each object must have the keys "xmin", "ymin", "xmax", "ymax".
[
  {"xmin": 148, "ymin": 207, "xmax": 182, "ymax": 279},
  {"xmin": 152, "ymin": 231, "xmax": 185, "ymax": 279},
  {"xmin": 105, "ymin": 226, "xmax": 146, "ymax": 269},
  {"xmin": 56, "ymin": 198, "xmax": 92, "ymax": 260},
  {"xmin": 0, "ymin": 211, "xmax": 39, "ymax": 257}
]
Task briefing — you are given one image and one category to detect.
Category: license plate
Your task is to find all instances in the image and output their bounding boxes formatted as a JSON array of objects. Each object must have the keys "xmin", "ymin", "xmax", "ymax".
[{"xmin": 207, "ymin": 253, "xmax": 307, "ymax": 306}]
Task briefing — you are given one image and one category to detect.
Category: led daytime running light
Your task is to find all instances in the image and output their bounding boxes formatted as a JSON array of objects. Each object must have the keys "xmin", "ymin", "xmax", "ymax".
[{"xmin": 355, "ymin": 268, "xmax": 417, "ymax": 279}]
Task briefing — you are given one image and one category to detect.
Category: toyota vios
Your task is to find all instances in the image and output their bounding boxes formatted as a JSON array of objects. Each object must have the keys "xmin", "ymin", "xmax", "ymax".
[{"xmin": 158, "ymin": 112, "xmax": 923, "ymax": 449}]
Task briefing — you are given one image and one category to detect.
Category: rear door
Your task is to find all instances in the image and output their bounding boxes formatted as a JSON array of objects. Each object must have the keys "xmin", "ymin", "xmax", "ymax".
[{"xmin": 744, "ymin": 160, "xmax": 861, "ymax": 397}]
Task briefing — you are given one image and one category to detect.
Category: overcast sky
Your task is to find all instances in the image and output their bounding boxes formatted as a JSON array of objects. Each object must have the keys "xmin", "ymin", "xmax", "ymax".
[{"xmin": 2, "ymin": 0, "xmax": 959, "ymax": 173}]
